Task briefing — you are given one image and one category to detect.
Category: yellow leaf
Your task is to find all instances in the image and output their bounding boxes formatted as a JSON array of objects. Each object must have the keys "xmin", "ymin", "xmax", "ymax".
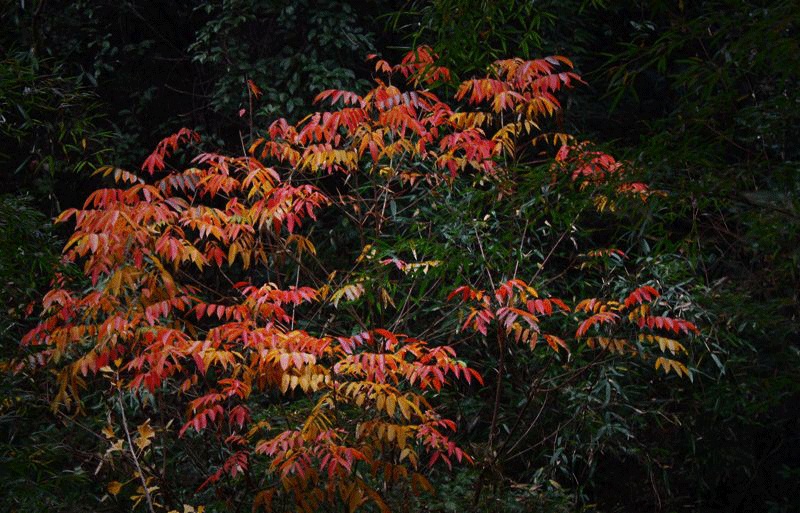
[
  {"xmin": 386, "ymin": 394, "xmax": 397, "ymax": 417},
  {"xmin": 396, "ymin": 426, "xmax": 408, "ymax": 448},
  {"xmin": 107, "ymin": 269, "xmax": 123, "ymax": 295},
  {"xmin": 347, "ymin": 485, "xmax": 363, "ymax": 513},
  {"xmin": 135, "ymin": 420, "xmax": 155, "ymax": 451},
  {"xmin": 331, "ymin": 283, "xmax": 365, "ymax": 308},
  {"xmin": 398, "ymin": 397, "xmax": 411, "ymax": 420},
  {"xmin": 106, "ymin": 439, "xmax": 124, "ymax": 454},
  {"xmin": 287, "ymin": 234, "xmax": 316, "ymax": 257},
  {"xmin": 107, "ymin": 481, "xmax": 123, "ymax": 496},
  {"xmin": 655, "ymin": 356, "xmax": 689, "ymax": 378},
  {"xmin": 102, "ymin": 425, "xmax": 116, "ymax": 439},
  {"xmin": 227, "ymin": 243, "xmax": 239, "ymax": 267},
  {"xmin": 279, "ymin": 373, "xmax": 290, "ymax": 394},
  {"xmin": 298, "ymin": 374, "xmax": 309, "ymax": 392},
  {"xmin": 380, "ymin": 288, "xmax": 395, "ymax": 308},
  {"xmin": 355, "ymin": 244, "xmax": 375, "ymax": 263}
]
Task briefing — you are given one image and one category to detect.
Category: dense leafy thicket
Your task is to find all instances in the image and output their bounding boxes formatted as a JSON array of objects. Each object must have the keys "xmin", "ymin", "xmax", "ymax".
[
  {"xmin": 398, "ymin": 1, "xmax": 800, "ymax": 511},
  {"xmin": 0, "ymin": 1, "xmax": 797, "ymax": 512}
]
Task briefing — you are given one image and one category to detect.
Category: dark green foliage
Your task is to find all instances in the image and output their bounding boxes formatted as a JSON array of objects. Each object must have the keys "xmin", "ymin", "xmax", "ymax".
[
  {"xmin": 395, "ymin": 1, "xmax": 800, "ymax": 511},
  {"xmin": 389, "ymin": 0, "xmax": 559, "ymax": 78},
  {"xmin": 189, "ymin": 0, "xmax": 376, "ymax": 121},
  {"xmin": 2, "ymin": 0, "xmax": 395, "ymax": 158},
  {"xmin": 598, "ymin": 5, "xmax": 800, "ymax": 508},
  {"xmin": 1, "ymin": 0, "xmax": 798, "ymax": 511},
  {"xmin": 0, "ymin": 56, "xmax": 113, "ymax": 208},
  {"xmin": 0, "ymin": 196, "xmax": 92, "ymax": 512}
]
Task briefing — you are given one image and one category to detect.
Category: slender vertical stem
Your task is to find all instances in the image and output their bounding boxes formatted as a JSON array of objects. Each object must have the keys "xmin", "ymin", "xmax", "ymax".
[
  {"xmin": 473, "ymin": 226, "xmax": 496, "ymax": 292},
  {"xmin": 488, "ymin": 326, "xmax": 506, "ymax": 452},
  {"xmin": 118, "ymin": 391, "xmax": 156, "ymax": 513},
  {"xmin": 473, "ymin": 326, "xmax": 507, "ymax": 510}
]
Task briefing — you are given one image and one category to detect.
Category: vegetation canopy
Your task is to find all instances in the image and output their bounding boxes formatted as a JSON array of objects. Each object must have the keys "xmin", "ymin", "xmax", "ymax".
[{"xmin": 20, "ymin": 48, "xmax": 700, "ymax": 512}]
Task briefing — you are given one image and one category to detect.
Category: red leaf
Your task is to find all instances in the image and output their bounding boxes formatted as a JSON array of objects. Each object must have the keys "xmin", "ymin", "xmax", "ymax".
[
  {"xmin": 576, "ymin": 311, "xmax": 619, "ymax": 338},
  {"xmin": 247, "ymin": 79, "xmax": 262, "ymax": 99},
  {"xmin": 141, "ymin": 151, "xmax": 165, "ymax": 175},
  {"xmin": 624, "ymin": 286, "xmax": 660, "ymax": 308}
]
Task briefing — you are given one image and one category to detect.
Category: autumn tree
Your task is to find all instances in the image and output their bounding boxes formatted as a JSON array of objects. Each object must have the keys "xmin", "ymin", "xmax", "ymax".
[{"xmin": 20, "ymin": 48, "xmax": 699, "ymax": 512}]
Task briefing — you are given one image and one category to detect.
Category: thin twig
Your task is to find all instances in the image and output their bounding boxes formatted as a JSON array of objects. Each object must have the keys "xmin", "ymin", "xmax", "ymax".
[
  {"xmin": 473, "ymin": 226, "xmax": 496, "ymax": 291},
  {"xmin": 117, "ymin": 390, "xmax": 156, "ymax": 513},
  {"xmin": 487, "ymin": 326, "xmax": 506, "ymax": 452},
  {"xmin": 531, "ymin": 211, "xmax": 580, "ymax": 282}
]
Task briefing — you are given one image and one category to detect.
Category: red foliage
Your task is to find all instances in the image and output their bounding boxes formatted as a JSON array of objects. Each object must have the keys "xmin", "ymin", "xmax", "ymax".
[{"xmin": 22, "ymin": 47, "xmax": 698, "ymax": 511}]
